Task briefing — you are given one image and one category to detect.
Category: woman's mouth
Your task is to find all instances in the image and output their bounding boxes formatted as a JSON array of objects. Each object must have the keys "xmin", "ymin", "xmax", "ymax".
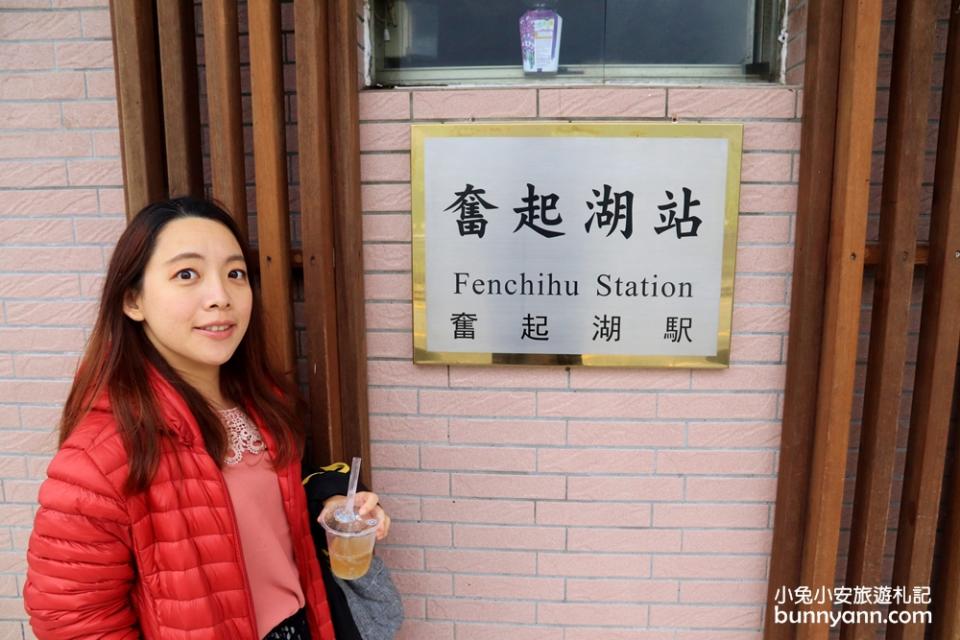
[{"xmin": 194, "ymin": 324, "xmax": 236, "ymax": 340}]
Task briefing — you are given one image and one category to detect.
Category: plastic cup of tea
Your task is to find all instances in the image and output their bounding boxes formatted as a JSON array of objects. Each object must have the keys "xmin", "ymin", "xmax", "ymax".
[{"xmin": 319, "ymin": 503, "xmax": 379, "ymax": 580}]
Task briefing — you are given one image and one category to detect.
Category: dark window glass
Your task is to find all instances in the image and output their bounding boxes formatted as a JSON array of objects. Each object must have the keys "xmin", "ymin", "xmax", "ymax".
[
  {"xmin": 377, "ymin": 0, "xmax": 756, "ymax": 71},
  {"xmin": 605, "ymin": 1, "xmax": 752, "ymax": 65}
]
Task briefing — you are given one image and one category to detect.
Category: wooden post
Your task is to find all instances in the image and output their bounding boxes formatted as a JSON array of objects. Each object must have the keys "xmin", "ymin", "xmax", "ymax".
[
  {"xmin": 109, "ymin": 0, "xmax": 166, "ymax": 219},
  {"xmin": 841, "ymin": 0, "xmax": 938, "ymax": 637},
  {"xmin": 249, "ymin": 0, "xmax": 296, "ymax": 379},
  {"xmin": 202, "ymin": 0, "xmax": 247, "ymax": 237},
  {"xmin": 294, "ymin": 0, "xmax": 344, "ymax": 468},
  {"xmin": 763, "ymin": 0, "xmax": 843, "ymax": 636},
  {"xmin": 796, "ymin": 1, "xmax": 883, "ymax": 638},
  {"xmin": 888, "ymin": 3, "xmax": 960, "ymax": 638},
  {"xmin": 156, "ymin": 0, "xmax": 203, "ymax": 199},
  {"xmin": 327, "ymin": 0, "xmax": 371, "ymax": 488}
]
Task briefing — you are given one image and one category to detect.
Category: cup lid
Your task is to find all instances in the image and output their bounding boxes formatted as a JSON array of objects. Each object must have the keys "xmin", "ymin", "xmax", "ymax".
[{"xmin": 319, "ymin": 505, "xmax": 378, "ymax": 537}]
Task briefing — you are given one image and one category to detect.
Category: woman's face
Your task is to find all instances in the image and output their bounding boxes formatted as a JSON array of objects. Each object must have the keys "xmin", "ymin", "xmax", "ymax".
[{"xmin": 123, "ymin": 217, "xmax": 252, "ymax": 384}]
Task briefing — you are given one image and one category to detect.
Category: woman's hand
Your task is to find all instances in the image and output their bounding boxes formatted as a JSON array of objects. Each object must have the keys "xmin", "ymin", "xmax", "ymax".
[{"xmin": 323, "ymin": 491, "xmax": 391, "ymax": 540}]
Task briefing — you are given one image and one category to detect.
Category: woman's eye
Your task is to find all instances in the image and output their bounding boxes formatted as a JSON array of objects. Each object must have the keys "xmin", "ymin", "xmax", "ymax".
[
  {"xmin": 229, "ymin": 268, "xmax": 247, "ymax": 280},
  {"xmin": 175, "ymin": 268, "xmax": 198, "ymax": 280}
]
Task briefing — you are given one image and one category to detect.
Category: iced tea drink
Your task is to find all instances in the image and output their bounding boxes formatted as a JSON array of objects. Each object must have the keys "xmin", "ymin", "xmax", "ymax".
[
  {"xmin": 319, "ymin": 503, "xmax": 379, "ymax": 580},
  {"xmin": 328, "ymin": 534, "xmax": 375, "ymax": 579}
]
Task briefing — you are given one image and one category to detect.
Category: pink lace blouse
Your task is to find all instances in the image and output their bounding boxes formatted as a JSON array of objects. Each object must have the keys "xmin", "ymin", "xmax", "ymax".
[{"xmin": 219, "ymin": 407, "xmax": 305, "ymax": 638}]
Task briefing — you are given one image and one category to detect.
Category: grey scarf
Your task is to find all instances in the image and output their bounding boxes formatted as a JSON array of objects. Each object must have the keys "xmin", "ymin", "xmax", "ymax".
[{"xmin": 333, "ymin": 555, "xmax": 404, "ymax": 640}]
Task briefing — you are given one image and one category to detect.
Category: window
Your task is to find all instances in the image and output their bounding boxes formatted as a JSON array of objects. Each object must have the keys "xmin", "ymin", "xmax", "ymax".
[{"xmin": 369, "ymin": 0, "xmax": 783, "ymax": 86}]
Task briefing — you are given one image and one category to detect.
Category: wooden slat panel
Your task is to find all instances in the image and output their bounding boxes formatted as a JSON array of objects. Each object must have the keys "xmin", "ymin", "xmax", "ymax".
[
  {"xmin": 328, "ymin": 0, "xmax": 371, "ymax": 488},
  {"xmin": 796, "ymin": 1, "xmax": 883, "ymax": 638},
  {"xmin": 248, "ymin": 0, "xmax": 296, "ymax": 379},
  {"xmin": 109, "ymin": 0, "xmax": 165, "ymax": 219},
  {"xmin": 294, "ymin": 0, "xmax": 343, "ymax": 468},
  {"xmin": 888, "ymin": 3, "xmax": 960, "ymax": 638},
  {"xmin": 156, "ymin": 0, "xmax": 203, "ymax": 198},
  {"xmin": 201, "ymin": 0, "xmax": 247, "ymax": 238},
  {"xmin": 763, "ymin": 0, "xmax": 843, "ymax": 636},
  {"xmin": 864, "ymin": 244, "xmax": 928, "ymax": 265},
  {"xmin": 841, "ymin": 1, "xmax": 938, "ymax": 638}
]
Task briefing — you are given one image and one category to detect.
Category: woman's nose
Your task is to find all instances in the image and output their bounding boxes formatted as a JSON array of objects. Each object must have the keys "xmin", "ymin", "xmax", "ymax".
[{"xmin": 204, "ymin": 275, "xmax": 232, "ymax": 309}]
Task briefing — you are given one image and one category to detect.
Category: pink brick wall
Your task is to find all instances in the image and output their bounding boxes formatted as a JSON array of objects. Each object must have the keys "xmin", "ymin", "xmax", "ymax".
[
  {"xmin": 362, "ymin": 82, "xmax": 798, "ymax": 639},
  {"xmin": 0, "ymin": 0, "xmax": 121, "ymax": 637},
  {"xmin": 784, "ymin": 0, "xmax": 808, "ymax": 85}
]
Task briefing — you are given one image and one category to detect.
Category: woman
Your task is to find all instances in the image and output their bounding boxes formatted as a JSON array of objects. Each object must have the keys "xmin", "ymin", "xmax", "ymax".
[{"xmin": 24, "ymin": 197, "xmax": 389, "ymax": 639}]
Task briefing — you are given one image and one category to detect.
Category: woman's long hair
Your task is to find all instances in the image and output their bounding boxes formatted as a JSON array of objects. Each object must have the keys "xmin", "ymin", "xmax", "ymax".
[{"xmin": 60, "ymin": 197, "xmax": 304, "ymax": 494}]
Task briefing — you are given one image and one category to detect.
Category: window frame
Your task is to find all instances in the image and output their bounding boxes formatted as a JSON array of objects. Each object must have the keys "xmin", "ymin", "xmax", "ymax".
[{"xmin": 366, "ymin": 0, "xmax": 786, "ymax": 88}]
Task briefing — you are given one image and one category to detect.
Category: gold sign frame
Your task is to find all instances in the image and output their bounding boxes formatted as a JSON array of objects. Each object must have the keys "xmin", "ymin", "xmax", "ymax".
[{"xmin": 411, "ymin": 122, "xmax": 743, "ymax": 368}]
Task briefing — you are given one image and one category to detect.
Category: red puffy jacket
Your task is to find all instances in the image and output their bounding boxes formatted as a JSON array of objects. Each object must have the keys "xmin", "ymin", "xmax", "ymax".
[{"xmin": 24, "ymin": 371, "xmax": 336, "ymax": 640}]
